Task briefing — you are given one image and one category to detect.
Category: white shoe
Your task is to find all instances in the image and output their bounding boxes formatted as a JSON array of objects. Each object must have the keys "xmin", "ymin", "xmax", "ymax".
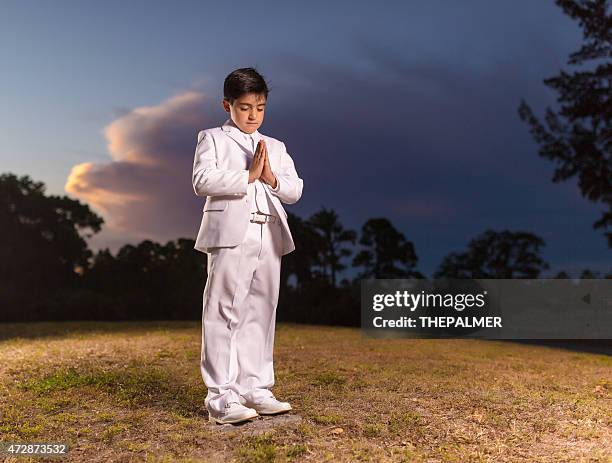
[
  {"xmin": 207, "ymin": 401, "xmax": 259, "ymax": 424},
  {"xmin": 240, "ymin": 394, "xmax": 292, "ymax": 415}
]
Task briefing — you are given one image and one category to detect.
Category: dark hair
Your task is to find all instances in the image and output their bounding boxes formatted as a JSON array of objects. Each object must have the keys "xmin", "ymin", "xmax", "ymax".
[{"xmin": 223, "ymin": 67, "xmax": 269, "ymax": 104}]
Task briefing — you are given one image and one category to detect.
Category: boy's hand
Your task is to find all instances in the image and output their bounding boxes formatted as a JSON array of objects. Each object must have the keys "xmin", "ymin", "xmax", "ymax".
[
  {"xmin": 248, "ymin": 140, "xmax": 266, "ymax": 183},
  {"xmin": 259, "ymin": 141, "xmax": 278, "ymax": 189}
]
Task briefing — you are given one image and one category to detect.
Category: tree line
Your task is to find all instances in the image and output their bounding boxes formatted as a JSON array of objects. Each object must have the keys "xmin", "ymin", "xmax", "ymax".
[{"xmin": 1, "ymin": 173, "xmax": 609, "ymax": 325}]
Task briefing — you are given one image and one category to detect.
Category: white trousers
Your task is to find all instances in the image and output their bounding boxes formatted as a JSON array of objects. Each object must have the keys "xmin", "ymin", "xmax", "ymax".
[{"xmin": 200, "ymin": 218, "xmax": 283, "ymax": 414}]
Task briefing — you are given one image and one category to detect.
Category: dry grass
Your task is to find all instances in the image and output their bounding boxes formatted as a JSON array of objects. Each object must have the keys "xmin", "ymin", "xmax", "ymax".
[{"xmin": 0, "ymin": 321, "xmax": 609, "ymax": 462}]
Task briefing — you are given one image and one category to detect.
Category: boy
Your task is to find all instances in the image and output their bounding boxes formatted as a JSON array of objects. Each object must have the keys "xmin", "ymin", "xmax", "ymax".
[{"xmin": 192, "ymin": 67, "xmax": 304, "ymax": 424}]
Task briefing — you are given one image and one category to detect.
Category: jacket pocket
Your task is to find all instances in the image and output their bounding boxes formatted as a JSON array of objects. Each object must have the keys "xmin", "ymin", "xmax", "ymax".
[{"xmin": 203, "ymin": 199, "xmax": 229, "ymax": 212}]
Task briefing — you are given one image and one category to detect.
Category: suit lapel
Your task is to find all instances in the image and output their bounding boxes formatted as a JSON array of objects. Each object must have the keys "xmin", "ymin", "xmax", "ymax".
[
  {"xmin": 219, "ymin": 118, "xmax": 286, "ymax": 218},
  {"xmin": 221, "ymin": 118, "xmax": 260, "ymax": 157}
]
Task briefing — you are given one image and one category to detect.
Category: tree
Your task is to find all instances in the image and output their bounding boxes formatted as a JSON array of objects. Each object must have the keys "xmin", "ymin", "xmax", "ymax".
[
  {"xmin": 580, "ymin": 269, "xmax": 600, "ymax": 278},
  {"xmin": 352, "ymin": 217, "xmax": 423, "ymax": 279},
  {"xmin": 82, "ymin": 238, "xmax": 205, "ymax": 320},
  {"xmin": 433, "ymin": 229, "xmax": 550, "ymax": 278},
  {"xmin": 0, "ymin": 173, "xmax": 103, "ymax": 290},
  {"xmin": 518, "ymin": 0, "xmax": 611, "ymax": 247},
  {"xmin": 281, "ymin": 211, "xmax": 326, "ymax": 289},
  {"xmin": 307, "ymin": 207, "xmax": 356, "ymax": 286},
  {"xmin": 554, "ymin": 270, "xmax": 571, "ymax": 278}
]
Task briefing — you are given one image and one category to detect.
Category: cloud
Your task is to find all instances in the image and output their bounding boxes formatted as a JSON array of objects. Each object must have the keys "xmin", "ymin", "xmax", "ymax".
[
  {"xmin": 62, "ymin": 54, "xmax": 566, "ymax": 256},
  {"xmin": 65, "ymin": 90, "xmax": 215, "ymax": 249},
  {"xmin": 63, "ymin": 48, "xmax": 605, "ymax": 273}
]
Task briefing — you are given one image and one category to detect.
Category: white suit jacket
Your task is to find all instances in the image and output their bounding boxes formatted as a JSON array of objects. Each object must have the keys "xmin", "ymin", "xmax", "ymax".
[{"xmin": 192, "ymin": 118, "xmax": 304, "ymax": 256}]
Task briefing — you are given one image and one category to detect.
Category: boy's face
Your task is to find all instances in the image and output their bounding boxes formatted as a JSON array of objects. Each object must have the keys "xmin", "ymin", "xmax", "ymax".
[{"xmin": 223, "ymin": 92, "xmax": 266, "ymax": 134}]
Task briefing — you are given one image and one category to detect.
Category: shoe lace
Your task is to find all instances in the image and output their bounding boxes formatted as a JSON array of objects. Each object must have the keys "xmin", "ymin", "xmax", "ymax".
[{"xmin": 224, "ymin": 400, "xmax": 240, "ymax": 408}]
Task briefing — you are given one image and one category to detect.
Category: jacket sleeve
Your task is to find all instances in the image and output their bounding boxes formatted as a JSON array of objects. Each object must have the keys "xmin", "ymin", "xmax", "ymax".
[
  {"xmin": 192, "ymin": 130, "xmax": 249, "ymax": 197},
  {"xmin": 267, "ymin": 141, "xmax": 304, "ymax": 204}
]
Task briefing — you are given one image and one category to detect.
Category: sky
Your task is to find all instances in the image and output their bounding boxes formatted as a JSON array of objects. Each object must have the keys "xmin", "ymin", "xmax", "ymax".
[{"xmin": 1, "ymin": 0, "xmax": 609, "ymax": 278}]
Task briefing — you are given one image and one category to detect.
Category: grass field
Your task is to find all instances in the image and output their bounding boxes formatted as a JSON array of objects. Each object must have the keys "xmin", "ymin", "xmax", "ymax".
[{"xmin": 0, "ymin": 321, "xmax": 609, "ymax": 462}]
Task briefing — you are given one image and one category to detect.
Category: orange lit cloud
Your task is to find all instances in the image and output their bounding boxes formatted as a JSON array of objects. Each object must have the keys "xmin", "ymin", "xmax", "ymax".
[{"xmin": 65, "ymin": 90, "xmax": 216, "ymax": 251}]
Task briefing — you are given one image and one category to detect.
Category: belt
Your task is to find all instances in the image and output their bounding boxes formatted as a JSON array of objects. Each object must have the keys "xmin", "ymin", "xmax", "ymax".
[{"xmin": 249, "ymin": 211, "xmax": 280, "ymax": 224}]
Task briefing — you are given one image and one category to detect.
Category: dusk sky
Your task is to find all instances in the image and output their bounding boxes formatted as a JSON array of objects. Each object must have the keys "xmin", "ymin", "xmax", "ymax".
[{"xmin": 1, "ymin": 0, "xmax": 609, "ymax": 277}]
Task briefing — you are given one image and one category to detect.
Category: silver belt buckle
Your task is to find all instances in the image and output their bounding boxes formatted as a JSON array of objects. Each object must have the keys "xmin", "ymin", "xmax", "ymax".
[{"xmin": 251, "ymin": 212, "xmax": 267, "ymax": 224}]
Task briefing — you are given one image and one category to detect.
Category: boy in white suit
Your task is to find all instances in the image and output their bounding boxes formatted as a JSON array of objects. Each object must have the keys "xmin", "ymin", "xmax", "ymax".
[{"xmin": 192, "ymin": 67, "xmax": 304, "ymax": 424}]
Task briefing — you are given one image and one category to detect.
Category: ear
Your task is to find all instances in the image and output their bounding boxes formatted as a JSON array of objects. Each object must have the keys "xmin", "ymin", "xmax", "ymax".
[{"xmin": 222, "ymin": 99, "xmax": 230, "ymax": 113}]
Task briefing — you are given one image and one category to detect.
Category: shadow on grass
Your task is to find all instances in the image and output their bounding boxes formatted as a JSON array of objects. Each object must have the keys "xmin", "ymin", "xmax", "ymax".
[
  {"xmin": 18, "ymin": 360, "xmax": 205, "ymax": 418},
  {"xmin": 0, "ymin": 320, "xmax": 198, "ymax": 341}
]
